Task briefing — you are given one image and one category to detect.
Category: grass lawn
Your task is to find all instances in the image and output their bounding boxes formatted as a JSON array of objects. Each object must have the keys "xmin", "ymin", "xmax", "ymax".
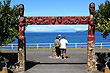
[{"xmin": 0, "ymin": 49, "xmax": 9, "ymax": 52}]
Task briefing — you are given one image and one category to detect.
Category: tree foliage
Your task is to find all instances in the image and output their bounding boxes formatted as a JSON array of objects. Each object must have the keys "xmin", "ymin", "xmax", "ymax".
[
  {"xmin": 93, "ymin": 0, "xmax": 110, "ymax": 38},
  {"xmin": 0, "ymin": 0, "xmax": 20, "ymax": 46}
]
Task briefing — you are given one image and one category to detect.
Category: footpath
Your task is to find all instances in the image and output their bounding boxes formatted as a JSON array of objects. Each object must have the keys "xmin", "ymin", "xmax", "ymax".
[
  {"xmin": 1, "ymin": 49, "xmax": 106, "ymax": 73},
  {"xmin": 24, "ymin": 49, "xmax": 104, "ymax": 73}
]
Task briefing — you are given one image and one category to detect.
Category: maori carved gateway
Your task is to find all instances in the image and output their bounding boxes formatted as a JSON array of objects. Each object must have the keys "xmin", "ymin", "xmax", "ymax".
[{"xmin": 16, "ymin": 2, "xmax": 96, "ymax": 72}]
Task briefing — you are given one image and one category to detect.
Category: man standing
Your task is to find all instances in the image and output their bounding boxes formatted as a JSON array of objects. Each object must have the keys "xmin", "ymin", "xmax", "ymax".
[{"xmin": 59, "ymin": 36, "xmax": 68, "ymax": 59}]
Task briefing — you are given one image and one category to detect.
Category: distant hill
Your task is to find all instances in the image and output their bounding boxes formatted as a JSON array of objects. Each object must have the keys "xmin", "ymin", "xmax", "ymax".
[{"xmin": 76, "ymin": 30, "xmax": 100, "ymax": 33}]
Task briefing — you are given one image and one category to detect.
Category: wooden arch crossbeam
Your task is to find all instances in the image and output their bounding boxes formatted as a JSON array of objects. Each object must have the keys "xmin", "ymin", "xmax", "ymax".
[{"xmin": 25, "ymin": 16, "xmax": 89, "ymax": 25}]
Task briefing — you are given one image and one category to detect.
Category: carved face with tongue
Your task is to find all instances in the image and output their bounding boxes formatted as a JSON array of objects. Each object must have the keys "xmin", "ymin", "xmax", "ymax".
[
  {"xmin": 89, "ymin": 3, "xmax": 95, "ymax": 14},
  {"xmin": 19, "ymin": 4, "xmax": 24, "ymax": 17}
]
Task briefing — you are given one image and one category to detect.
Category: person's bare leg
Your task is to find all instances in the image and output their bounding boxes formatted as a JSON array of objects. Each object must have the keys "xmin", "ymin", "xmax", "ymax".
[
  {"xmin": 64, "ymin": 53, "xmax": 66, "ymax": 59},
  {"xmin": 60, "ymin": 53, "xmax": 62, "ymax": 59}
]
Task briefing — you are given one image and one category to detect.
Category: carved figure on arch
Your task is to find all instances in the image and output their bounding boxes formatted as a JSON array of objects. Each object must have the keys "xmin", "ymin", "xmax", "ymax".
[
  {"xmin": 57, "ymin": 17, "xmax": 62, "ymax": 24},
  {"xmin": 19, "ymin": 17, "xmax": 25, "ymax": 42},
  {"xmin": 63, "ymin": 17, "xmax": 69, "ymax": 24},
  {"xmin": 44, "ymin": 17, "xmax": 50, "ymax": 24},
  {"xmin": 88, "ymin": 2, "xmax": 95, "ymax": 40},
  {"xmin": 51, "ymin": 17, "xmax": 56, "ymax": 24},
  {"xmin": 19, "ymin": 26, "xmax": 25, "ymax": 42},
  {"xmin": 19, "ymin": 4, "xmax": 24, "ymax": 17},
  {"xmin": 37, "ymin": 17, "xmax": 43, "ymax": 24}
]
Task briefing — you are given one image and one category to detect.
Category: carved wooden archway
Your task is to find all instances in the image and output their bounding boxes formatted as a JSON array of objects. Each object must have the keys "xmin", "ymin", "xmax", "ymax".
[{"xmin": 16, "ymin": 2, "xmax": 96, "ymax": 72}]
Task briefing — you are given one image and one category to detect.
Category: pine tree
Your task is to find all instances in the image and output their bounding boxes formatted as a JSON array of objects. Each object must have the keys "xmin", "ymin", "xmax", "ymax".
[
  {"xmin": 0, "ymin": 0, "xmax": 20, "ymax": 46},
  {"xmin": 93, "ymin": 0, "xmax": 110, "ymax": 38}
]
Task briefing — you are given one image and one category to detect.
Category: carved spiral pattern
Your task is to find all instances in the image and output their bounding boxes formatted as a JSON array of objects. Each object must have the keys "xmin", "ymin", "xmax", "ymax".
[{"xmin": 25, "ymin": 16, "xmax": 89, "ymax": 25}]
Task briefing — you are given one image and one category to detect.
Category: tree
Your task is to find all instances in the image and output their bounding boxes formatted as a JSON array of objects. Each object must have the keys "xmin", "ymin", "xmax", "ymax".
[
  {"xmin": 0, "ymin": 0, "xmax": 20, "ymax": 46},
  {"xmin": 93, "ymin": 0, "xmax": 110, "ymax": 38}
]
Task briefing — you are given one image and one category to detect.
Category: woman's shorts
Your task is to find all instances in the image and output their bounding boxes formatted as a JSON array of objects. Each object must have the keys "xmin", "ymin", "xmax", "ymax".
[{"xmin": 60, "ymin": 49, "xmax": 66, "ymax": 54}]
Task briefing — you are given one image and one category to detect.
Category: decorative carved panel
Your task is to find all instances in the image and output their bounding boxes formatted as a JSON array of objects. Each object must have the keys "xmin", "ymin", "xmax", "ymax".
[{"xmin": 25, "ymin": 16, "xmax": 89, "ymax": 25}]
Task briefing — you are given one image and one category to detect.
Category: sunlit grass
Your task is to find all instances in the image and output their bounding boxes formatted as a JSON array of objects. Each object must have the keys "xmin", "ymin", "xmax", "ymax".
[{"xmin": 0, "ymin": 49, "xmax": 9, "ymax": 52}]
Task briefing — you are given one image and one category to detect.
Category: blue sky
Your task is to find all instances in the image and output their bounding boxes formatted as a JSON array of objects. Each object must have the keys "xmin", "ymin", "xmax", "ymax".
[{"xmin": 10, "ymin": 0, "xmax": 107, "ymax": 32}]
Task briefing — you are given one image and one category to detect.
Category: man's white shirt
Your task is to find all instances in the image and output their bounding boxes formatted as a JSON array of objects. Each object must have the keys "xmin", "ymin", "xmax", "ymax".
[{"xmin": 60, "ymin": 39, "xmax": 68, "ymax": 49}]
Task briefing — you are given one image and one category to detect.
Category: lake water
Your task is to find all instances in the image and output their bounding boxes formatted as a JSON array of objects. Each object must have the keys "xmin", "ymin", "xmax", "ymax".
[
  {"xmin": 11, "ymin": 32, "xmax": 110, "ymax": 43},
  {"xmin": 1, "ymin": 32, "xmax": 110, "ymax": 49}
]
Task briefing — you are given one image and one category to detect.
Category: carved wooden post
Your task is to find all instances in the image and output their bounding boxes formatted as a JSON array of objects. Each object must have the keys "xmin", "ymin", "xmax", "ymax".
[
  {"xmin": 18, "ymin": 4, "xmax": 26, "ymax": 71},
  {"xmin": 87, "ymin": 2, "xmax": 97, "ymax": 71}
]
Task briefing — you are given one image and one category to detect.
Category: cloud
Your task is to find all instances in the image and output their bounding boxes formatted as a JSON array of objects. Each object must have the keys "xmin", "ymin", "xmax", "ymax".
[
  {"xmin": 73, "ymin": 25, "xmax": 88, "ymax": 31},
  {"xmin": 26, "ymin": 25, "xmax": 88, "ymax": 32}
]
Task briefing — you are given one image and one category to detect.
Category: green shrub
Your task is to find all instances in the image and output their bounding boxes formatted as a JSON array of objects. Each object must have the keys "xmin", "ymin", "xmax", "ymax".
[{"xmin": 81, "ymin": 46, "xmax": 85, "ymax": 48}]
